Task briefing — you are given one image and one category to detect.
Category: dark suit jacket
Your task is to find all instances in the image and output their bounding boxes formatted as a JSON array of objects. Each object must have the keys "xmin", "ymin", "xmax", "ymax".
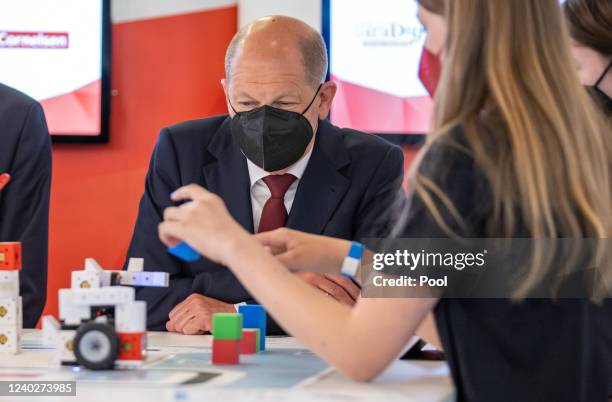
[
  {"xmin": 0, "ymin": 83, "xmax": 51, "ymax": 327},
  {"xmin": 126, "ymin": 115, "xmax": 405, "ymax": 331}
]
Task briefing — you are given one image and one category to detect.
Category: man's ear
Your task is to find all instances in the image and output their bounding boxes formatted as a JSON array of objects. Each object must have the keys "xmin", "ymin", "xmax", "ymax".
[
  {"xmin": 317, "ymin": 81, "xmax": 338, "ymax": 120},
  {"xmin": 221, "ymin": 78, "xmax": 234, "ymax": 117}
]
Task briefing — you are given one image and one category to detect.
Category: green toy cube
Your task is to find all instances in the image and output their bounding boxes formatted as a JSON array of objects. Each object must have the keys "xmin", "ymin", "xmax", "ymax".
[
  {"xmin": 212, "ymin": 313, "xmax": 243, "ymax": 340},
  {"xmin": 254, "ymin": 328, "xmax": 261, "ymax": 352}
]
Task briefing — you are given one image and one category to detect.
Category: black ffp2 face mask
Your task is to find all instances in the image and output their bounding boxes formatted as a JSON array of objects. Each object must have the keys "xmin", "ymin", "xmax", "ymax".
[
  {"xmin": 587, "ymin": 60, "xmax": 612, "ymax": 116},
  {"xmin": 229, "ymin": 85, "xmax": 321, "ymax": 172}
]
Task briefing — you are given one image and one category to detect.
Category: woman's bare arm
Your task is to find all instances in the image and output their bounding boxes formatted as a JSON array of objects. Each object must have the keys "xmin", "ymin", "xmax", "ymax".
[
  {"xmin": 226, "ymin": 238, "xmax": 437, "ymax": 381},
  {"xmin": 158, "ymin": 185, "xmax": 438, "ymax": 381}
]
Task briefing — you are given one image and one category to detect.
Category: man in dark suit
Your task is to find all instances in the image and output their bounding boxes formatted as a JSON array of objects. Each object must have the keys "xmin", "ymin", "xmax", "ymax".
[
  {"xmin": 0, "ymin": 83, "xmax": 52, "ymax": 327},
  {"xmin": 126, "ymin": 16, "xmax": 405, "ymax": 333}
]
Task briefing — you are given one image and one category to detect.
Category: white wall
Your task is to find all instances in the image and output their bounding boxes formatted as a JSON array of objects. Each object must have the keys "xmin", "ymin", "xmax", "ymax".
[
  {"xmin": 112, "ymin": 0, "xmax": 236, "ymax": 23},
  {"xmin": 111, "ymin": 0, "xmax": 320, "ymax": 33},
  {"xmin": 237, "ymin": 0, "xmax": 321, "ymax": 32}
]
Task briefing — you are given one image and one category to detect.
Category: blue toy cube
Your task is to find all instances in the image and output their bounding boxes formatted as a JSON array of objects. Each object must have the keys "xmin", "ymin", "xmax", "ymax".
[
  {"xmin": 239, "ymin": 304, "xmax": 266, "ymax": 351},
  {"xmin": 167, "ymin": 242, "xmax": 200, "ymax": 262}
]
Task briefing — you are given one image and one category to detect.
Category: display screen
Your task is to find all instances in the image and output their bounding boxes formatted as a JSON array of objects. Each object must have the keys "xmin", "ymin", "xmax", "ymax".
[
  {"xmin": 0, "ymin": 0, "xmax": 110, "ymax": 141},
  {"xmin": 328, "ymin": 0, "xmax": 432, "ymax": 134}
]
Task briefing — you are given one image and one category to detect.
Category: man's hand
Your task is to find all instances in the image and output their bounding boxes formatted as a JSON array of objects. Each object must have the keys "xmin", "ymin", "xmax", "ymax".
[
  {"xmin": 295, "ymin": 272, "xmax": 359, "ymax": 306},
  {"xmin": 166, "ymin": 294, "xmax": 236, "ymax": 335}
]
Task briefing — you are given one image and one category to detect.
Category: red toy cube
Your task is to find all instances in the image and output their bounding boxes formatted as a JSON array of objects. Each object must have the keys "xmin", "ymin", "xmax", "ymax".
[
  {"xmin": 240, "ymin": 329, "xmax": 258, "ymax": 355},
  {"xmin": 212, "ymin": 339, "xmax": 239, "ymax": 365},
  {"xmin": 0, "ymin": 243, "xmax": 21, "ymax": 271},
  {"xmin": 117, "ymin": 332, "xmax": 146, "ymax": 361}
]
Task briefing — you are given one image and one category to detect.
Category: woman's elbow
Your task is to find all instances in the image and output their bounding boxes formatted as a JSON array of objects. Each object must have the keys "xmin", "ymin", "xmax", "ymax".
[{"xmin": 337, "ymin": 363, "xmax": 384, "ymax": 383}]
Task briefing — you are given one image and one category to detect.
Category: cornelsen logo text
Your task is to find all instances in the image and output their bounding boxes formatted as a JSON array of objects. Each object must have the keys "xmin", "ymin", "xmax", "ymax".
[{"xmin": 0, "ymin": 31, "xmax": 69, "ymax": 49}]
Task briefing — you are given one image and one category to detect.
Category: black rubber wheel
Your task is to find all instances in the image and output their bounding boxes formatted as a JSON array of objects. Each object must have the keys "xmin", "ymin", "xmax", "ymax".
[{"xmin": 73, "ymin": 322, "xmax": 119, "ymax": 370}]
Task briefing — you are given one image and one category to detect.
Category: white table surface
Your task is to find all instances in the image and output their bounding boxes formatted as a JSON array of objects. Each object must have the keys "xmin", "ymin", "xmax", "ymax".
[{"xmin": 0, "ymin": 329, "xmax": 454, "ymax": 402}]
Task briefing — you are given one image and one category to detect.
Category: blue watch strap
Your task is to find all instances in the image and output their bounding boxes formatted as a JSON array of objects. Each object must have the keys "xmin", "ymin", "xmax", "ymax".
[{"xmin": 341, "ymin": 242, "xmax": 363, "ymax": 279}]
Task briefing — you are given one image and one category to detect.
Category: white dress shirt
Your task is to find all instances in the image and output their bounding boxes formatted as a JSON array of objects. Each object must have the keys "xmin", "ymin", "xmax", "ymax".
[
  {"xmin": 233, "ymin": 151, "xmax": 313, "ymax": 310},
  {"xmin": 246, "ymin": 150, "xmax": 313, "ymax": 232}
]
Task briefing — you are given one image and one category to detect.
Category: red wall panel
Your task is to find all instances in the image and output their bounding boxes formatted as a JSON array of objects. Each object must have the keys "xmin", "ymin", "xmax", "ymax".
[{"xmin": 43, "ymin": 7, "xmax": 237, "ymax": 322}]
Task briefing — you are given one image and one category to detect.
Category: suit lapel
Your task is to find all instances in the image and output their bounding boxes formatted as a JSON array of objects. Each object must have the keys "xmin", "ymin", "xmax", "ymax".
[
  {"xmin": 287, "ymin": 120, "xmax": 350, "ymax": 234},
  {"xmin": 202, "ymin": 118, "xmax": 255, "ymax": 233}
]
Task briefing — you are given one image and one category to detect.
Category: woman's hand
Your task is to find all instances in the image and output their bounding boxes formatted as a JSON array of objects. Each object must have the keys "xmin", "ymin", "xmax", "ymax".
[
  {"xmin": 159, "ymin": 184, "xmax": 252, "ymax": 266},
  {"xmin": 255, "ymin": 228, "xmax": 351, "ymax": 273}
]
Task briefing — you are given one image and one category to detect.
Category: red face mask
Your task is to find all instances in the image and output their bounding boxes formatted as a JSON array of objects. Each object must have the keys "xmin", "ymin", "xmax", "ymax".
[{"xmin": 418, "ymin": 47, "xmax": 442, "ymax": 98}]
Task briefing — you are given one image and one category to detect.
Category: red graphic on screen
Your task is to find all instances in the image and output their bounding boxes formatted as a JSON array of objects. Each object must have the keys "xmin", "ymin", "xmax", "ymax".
[
  {"xmin": 40, "ymin": 80, "xmax": 101, "ymax": 135},
  {"xmin": 0, "ymin": 31, "xmax": 69, "ymax": 49},
  {"xmin": 331, "ymin": 75, "xmax": 433, "ymax": 134}
]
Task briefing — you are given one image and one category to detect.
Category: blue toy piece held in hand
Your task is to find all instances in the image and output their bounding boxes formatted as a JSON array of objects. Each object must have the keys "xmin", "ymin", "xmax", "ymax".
[{"xmin": 168, "ymin": 242, "xmax": 200, "ymax": 262}]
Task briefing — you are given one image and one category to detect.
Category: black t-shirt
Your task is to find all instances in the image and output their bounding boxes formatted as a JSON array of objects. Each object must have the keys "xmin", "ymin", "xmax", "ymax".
[{"xmin": 399, "ymin": 128, "xmax": 612, "ymax": 402}]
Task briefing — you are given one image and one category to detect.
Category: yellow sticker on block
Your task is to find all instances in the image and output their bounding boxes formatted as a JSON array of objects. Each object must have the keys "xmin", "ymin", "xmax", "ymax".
[{"xmin": 0, "ymin": 253, "xmax": 4, "ymax": 262}]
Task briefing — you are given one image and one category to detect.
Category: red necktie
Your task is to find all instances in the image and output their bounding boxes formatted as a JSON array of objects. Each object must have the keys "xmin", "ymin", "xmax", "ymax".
[{"xmin": 257, "ymin": 174, "xmax": 297, "ymax": 233}]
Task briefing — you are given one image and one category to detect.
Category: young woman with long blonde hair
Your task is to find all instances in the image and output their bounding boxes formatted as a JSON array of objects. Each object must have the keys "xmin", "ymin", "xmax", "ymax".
[{"xmin": 158, "ymin": 0, "xmax": 612, "ymax": 400}]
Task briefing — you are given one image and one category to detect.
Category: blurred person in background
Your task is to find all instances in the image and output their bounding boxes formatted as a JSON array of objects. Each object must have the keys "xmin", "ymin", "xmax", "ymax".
[
  {"xmin": 564, "ymin": 0, "xmax": 612, "ymax": 121},
  {"xmin": 0, "ymin": 82, "xmax": 51, "ymax": 327},
  {"xmin": 416, "ymin": 0, "xmax": 445, "ymax": 98}
]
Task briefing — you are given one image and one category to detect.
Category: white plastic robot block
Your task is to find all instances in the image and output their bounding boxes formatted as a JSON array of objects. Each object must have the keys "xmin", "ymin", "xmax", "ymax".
[
  {"xmin": 73, "ymin": 258, "xmax": 167, "ymax": 288},
  {"xmin": 71, "ymin": 269, "xmax": 103, "ymax": 289},
  {"xmin": 126, "ymin": 258, "xmax": 144, "ymax": 272},
  {"xmin": 116, "ymin": 271, "xmax": 169, "ymax": 287},
  {"xmin": 48, "ymin": 257, "xmax": 168, "ymax": 369},
  {"xmin": 70, "ymin": 286, "xmax": 135, "ymax": 306},
  {"xmin": 0, "ymin": 270, "xmax": 21, "ymax": 355},
  {"xmin": 0, "ymin": 325, "xmax": 19, "ymax": 354},
  {"xmin": 42, "ymin": 317, "xmax": 77, "ymax": 366},
  {"xmin": 58, "ymin": 289, "xmax": 91, "ymax": 325},
  {"xmin": 115, "ymin": 301, "xmax": 146, "ymax": 333},
  {"xmin": 0, "ymin": 271, "xmax": 19, "ymax": 299},
  {"xmin": 58, "ymin": 329, "xmax": 76, "ymax": 365},
  {"xmin": 84, "ymin": 258, "xmax": 104, "ymax": 272},
  {"xmin": 16, "ymin": 297, "xmax": 22, "ymax": 338},
  {"xmin": 71, "ymin": 258, "xmax": 106, "ymax": 288},
  {"xmin": 42, "ymin": 315, "xmax": 60, "ymax": 348},
  {"xmin": 0, "ymin": 297, "xmax": 21, "ymax": 325}
]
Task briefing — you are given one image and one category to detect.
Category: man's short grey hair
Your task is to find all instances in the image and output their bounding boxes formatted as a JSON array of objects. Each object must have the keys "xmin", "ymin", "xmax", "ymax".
[{"xmin": 224, "ymin": 22, "xmax": 328, "ymax": 88}]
